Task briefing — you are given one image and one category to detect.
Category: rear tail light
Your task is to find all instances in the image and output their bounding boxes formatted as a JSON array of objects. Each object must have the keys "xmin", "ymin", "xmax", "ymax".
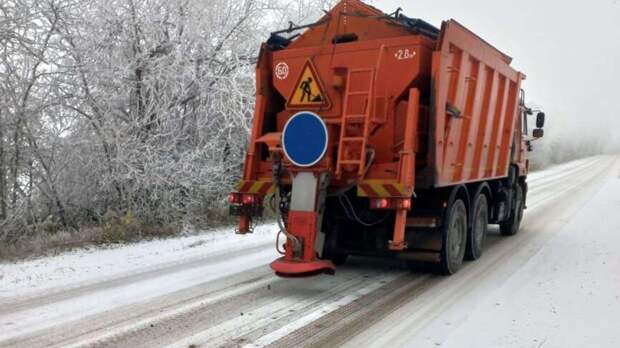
[
  {"xmin": 242, "ymin": 194, "xmax": 257, "ymax": 205},
  {"xmin": 372, "ymin": 198, "xmax": 390, "ymax": 209},
  {"xmin": 400, "ymin": 199, "xmax": 411, "ymax": 209},
  {"xmin": 228, "ymin": 193, "xmax": 241, "ymax": 204},
  {"xmin": 229, "ymin": 193, "xmax": 260, "ymax": 205},
  {"xmin": 370, "ymin": 198, "xmax": 412, "ymax": 210}
]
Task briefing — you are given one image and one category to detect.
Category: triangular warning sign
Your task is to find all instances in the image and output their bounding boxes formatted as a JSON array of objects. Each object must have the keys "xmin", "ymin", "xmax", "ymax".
[{"xmin": 287, "ymin": 61, "xmax": 330, "ymax": 109}]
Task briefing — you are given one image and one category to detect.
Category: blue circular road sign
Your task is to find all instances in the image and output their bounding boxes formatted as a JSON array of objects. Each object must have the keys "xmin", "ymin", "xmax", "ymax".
[{"xmin": 282, "ymin": 111, "xmax": 328, "ymax": 167}]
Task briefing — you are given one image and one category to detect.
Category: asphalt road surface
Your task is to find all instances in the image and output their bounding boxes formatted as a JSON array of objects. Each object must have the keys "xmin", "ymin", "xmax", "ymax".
[{"xmin": 1, "ymin": 155, "xmax": 619, "ymax": 348}]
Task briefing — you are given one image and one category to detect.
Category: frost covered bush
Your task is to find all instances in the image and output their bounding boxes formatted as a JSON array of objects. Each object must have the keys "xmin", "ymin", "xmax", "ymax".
[
  {"xmin": 0, "ymin": 0, "xmax": 334, "ymax": 246},
  {"xmin": 528, "ymin": 129, "xmax": 613, "ymax": 171}
]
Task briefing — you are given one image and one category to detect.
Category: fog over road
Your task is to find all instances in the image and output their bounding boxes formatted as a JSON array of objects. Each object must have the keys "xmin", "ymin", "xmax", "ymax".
[{"xmin": 1, "ymin": 156, "xmax": 619, "ymax": 348}]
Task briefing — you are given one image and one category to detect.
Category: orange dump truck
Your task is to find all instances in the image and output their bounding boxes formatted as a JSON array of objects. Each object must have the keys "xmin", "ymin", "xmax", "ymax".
[{"xmin": 229, "ymin": 0, "xmax": 545, "ymax": 276}]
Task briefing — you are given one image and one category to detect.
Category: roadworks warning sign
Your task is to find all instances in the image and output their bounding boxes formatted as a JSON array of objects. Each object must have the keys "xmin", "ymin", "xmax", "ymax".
[{"xmin": 287, "ymin": 61, "xmax": 330, "ymax": 108}]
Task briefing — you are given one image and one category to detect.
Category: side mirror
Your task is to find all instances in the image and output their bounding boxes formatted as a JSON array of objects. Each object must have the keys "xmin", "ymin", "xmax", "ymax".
[
  {"xmin": 536, "ymin": 112, "xmax": 545, "ymax": 128},
  {"xmin": 533, "ymin": 128, "xmax": 544, "ymax": 138}
]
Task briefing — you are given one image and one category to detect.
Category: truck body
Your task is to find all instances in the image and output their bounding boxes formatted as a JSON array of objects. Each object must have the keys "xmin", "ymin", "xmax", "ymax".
[{"xmin": 229, "ymin": 0, "xmax": 544, "ymax": 276}]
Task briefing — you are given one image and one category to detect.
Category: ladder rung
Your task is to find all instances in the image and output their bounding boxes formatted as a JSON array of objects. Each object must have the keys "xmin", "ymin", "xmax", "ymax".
[
  {"xmin": 342, "ymin": 137, "xmax": 365, "ymax": 142},
  {"xmin": 343, "ymin": 118, "xmax": 365, "ymax": 124},
  {"xmin": 337, "ymin": 67, "xmax": 374, "ymax": 179},
  {"xmin": 345, "ymin": 114, "xmax": 366, "ymax": 119}
]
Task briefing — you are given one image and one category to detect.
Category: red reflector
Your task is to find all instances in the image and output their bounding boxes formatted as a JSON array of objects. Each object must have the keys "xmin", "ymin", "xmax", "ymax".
[
  {"xmin": 228, "ymin": 193, "xmax": 240, "ymax": 204},
  {"xmin": 242, "ymin": 194, "xmax": 256, "ymax": 205},
  {"xmin": 370, "ymin": 198, "xmax": 411, "ymax": 210},
  {"xmin": 401, "ymin": 199, "xmax": 411, "ymax": 209},
  {"xmin": 373, "ymin": 198, "xmax": 389, "ymax": 209}
]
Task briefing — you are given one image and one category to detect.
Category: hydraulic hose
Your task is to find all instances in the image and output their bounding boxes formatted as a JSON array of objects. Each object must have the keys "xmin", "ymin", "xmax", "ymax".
[{"xmin": 271, "ymin": 154, "xmax": 301, "ymax": 256}]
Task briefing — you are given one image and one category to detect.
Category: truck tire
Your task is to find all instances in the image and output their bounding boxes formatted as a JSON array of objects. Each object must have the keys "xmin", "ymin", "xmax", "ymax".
[
  {"xmin": 500, "ymin": 183, "xmax": 524, "ymax": 236},
  {"xmin": 439, "ymin": 199, "xmax": 467, "ymax": 275},
  {"xmin": 465, "ymin": 193, "xmax": 488, "ymax": 260}
]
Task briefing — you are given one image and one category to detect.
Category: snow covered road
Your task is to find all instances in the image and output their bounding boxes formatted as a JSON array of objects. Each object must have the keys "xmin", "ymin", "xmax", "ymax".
[{"xmin": 1, "ymin": 155, "xmax": 619, "ymax": 348}]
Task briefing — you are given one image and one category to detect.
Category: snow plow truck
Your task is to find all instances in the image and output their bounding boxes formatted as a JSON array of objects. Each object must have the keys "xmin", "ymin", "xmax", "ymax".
[{"xmin": 229, "ymin": 0, "xmax": 546, "ymax": 277}]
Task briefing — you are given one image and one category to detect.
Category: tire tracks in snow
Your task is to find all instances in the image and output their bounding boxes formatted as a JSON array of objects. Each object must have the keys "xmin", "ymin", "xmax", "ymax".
[
  {"xmin": 337, "ymin": 156, "xmax": 616, "ymax": 348},
  {"xmin": 238, "ymin": 156, "xmax": 616, "ymax": 348},
  {"xmin": 0, "ymin": 156, "xmax": 616, "ymax": 348}
]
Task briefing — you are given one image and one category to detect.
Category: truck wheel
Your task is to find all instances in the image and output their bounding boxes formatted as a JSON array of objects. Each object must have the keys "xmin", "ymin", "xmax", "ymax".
[
  {"xmin": 500, "ymin": 183, "xmax": 524, "ymax": 236},
  {"xmin": 439, "ymin": 199, "xmax": 467, "ymax": 275},
  {"xmin": 465, "ymin": 193, "xmax": 488, "ymax": 260}
]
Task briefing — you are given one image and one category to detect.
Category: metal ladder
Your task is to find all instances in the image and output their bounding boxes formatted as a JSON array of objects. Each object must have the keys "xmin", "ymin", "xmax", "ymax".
[{"xmin": 336, "ymin": 68, "xmax": 375, "ymax": 178}]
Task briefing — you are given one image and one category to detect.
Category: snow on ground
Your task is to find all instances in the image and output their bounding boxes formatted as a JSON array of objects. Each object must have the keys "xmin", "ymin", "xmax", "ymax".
[
  {"xmin": 440, "ymin": 160, "xmax": 620, "ymax": 348},
  {"xmin": 341, "ymin": 155, "xmax": 620, "ymax": 348},
  {"xmin": 0, "ymin": 156, "xmax": 617, "ymax": 347},
  {"xmin": 0, "ymin": 223, "xmax": 277, "ymax": 299},
  {"xmin": 527, "ymin": 157, "xmax": 595, "ymax": 181}
]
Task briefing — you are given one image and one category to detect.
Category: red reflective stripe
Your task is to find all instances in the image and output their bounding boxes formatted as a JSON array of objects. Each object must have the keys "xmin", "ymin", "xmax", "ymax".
[
  {"xmin": 384, "ymin": 184, "xmax": 402, "ymax": 197},
  {"xmin": 360, "ymin": 183, "xmax": 379, "ymax": 197},
  {"xmin": 239, "ymin": 181, "xmax": 254, "ymax": 193},
  {"xmin": 257, "ymin": 183, "xmax": 272, "ymax": 195}
]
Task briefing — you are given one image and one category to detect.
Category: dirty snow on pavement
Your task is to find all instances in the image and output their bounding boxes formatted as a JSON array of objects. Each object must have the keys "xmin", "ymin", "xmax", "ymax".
[
  {"xmin": 343, "ymin": 156, "xmax": 620, "ymax": 348},
  {"xmin": 0, "ymin": 223, "xmax": 277, "ymax": 299},
  {"xmin": 1, "ymin": 156, "xmax": 618, "ymax": 348},
  {"xmin": 439, "ymin": 161, "xmax": 620, "ymax": 348}
]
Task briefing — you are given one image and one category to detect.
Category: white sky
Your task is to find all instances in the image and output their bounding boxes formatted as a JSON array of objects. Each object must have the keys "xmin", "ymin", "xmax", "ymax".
[{"xmin": 370, "ymin": 0, "xmax": 620, "ymax": 148}]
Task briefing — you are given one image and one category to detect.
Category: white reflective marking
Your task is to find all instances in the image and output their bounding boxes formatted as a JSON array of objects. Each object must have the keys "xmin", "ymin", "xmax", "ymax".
[{"xmin": 275, "ymin": 62, "xmax": 289, "ymax": 80}]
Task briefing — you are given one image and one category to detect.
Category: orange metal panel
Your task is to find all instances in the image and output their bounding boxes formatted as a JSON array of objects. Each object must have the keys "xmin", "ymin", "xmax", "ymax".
[
  {"xmin": 469, "ymin": 66, "xmax": 495, "ymax": 181},
  {"xmin": 440, "ymin": 46, "xmax": 467, "ymax": 183},
  {"xmin": 496, "ymin": 79, "xmax": 521, "ymax": 176},
  {"xmin": 485, "ymin": 75, "xmax": 509, "ymax": 178},
  {"xmin": 431, "ymin": 20, "xmax": 521, "ymax": 187},
  {"xmin": 452, "ymin": 56, "xmax": 481, "ymax": 182},
  {"xmin": 476, "ymin": 69, "xmax": 500, "ymax": 181},
  {"xmin": 461, "ymin": 59, "xmax": 486, "ymax": 181}
]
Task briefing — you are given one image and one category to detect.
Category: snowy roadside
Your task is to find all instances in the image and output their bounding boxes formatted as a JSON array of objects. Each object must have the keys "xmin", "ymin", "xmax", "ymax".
[{"xmin": 0, "ymin": 223, "xmax": 277, "ymax": 299}]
